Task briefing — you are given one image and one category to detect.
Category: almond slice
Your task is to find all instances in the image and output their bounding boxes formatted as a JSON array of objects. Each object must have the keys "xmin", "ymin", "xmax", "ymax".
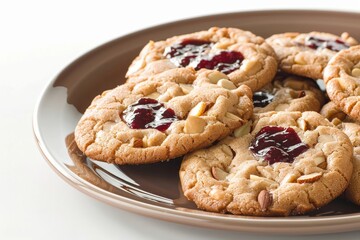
[
  {"xmin": 225, "ymin": 112, "xmax": 241, "ymax": 122},
  {"xmin": 281, "ymin": 173, "xmax": 299, "ymax": 184},
  {"xmin": 220, "ymin": 144, "xmax": 234, "ymax": 158},
  {"xmin": 351, "ymin": 68, "xmax": 360, "ymax": 77},
  {"xmin": 297, "ymin": 118, "xmax": 310, "ymax": 131},
  {"xmin": 258, "ymin": 190, "xmax": 272, "ymax": 211},
  {"xmin": 184, "ymin": 116, "xmax": 206, "ymax": 134},
  {"xmin": 179, "ymin": 83, "xmax": 194, "ymax": 94},
  {"xmin": 217, "ymin": 79, "xmax": 237, "ymax": 90},
  {"xmin": 234, "ymin": 121, "xmax": 252, "ymax": 137},
  {"xmin": 297, "ymin": 172, "xmax": 323, "ymax": 184},
  {"xmin": 211, "ymin": 166, "xmax": 228, "ymax": 181},
  {"xmin": 208, "ymin": 71, "xmax": 228, "ymax": 83},
  {"xmin": 250, "ymin": 175, "xmax": 278, "ymax": 185},
  {"xmin": 314, "ymin": 156, "xmax": 325, "ymax": 166},
  {"xmin": 188, "ymin": 102, "xmax": 208, "ymax": 116},
  {"xmin": 145, "ymin": 92, "xmax": 160, "ymax": 99},
  {"xmin": 241, "ymin": 59, "xmax": 262, "ymax": 76}
]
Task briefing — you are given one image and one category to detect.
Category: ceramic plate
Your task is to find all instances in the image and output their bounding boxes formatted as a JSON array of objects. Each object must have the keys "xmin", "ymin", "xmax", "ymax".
[{"xmin": 33, "ymin": 10, "xmax": 360, "ymax": 234}]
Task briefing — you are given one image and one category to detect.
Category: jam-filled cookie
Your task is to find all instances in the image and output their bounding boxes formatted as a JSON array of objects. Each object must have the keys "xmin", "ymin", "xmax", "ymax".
[
  {"xmin": 324, "ymin": 45, "xmax": 360, "ymax": 122},
  {"xmin": 126, "ymin": 27, "xmax": 278, "ymax": 91},
  {"xmin": 74, "ymin": 70, "xmax": 253, "ymax": 165},
  {"xmin": 253, "ymin": 73, "xmax": 325, "ymax": 113},
  {"xmin": 266, "ymin": 32, "xmax": 358, "ymax": 79},
  {"xmin": 180, "ymin": 111, "xmax": 353, "ymax": 216}
]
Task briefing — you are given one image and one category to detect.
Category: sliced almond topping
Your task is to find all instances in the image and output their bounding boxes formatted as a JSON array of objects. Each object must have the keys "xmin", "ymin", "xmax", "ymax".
[
  {"xmin": 225, "ymin": 112, "xmax": 241, "ymax": 122},
  {"xmin": 214, "ymin": 39, "xmax": 234, "ymax": 49},
  {"xmin": 258, "ymin": 190, "xmax": 272, "ymax": 211},
  {"xmin": 220, "ymin": 145, "xmax": 234, "ymax": 158},
  {"xmin": 211, "ymin": 166, "xmax": 228, "ymax": 181},
  {"xmin": 234, "ymin": 121, "xmax": 252, "ymax": 138},
  {"xmin": 210, "ymin": 187, "xmax": 226, "ymax": 200},
  {"xmin": 294, "ymin": 53, "xmax": 307, "ymax": 65},
  {"xmin": 351, "ymin": 68, "xmax": 360, "ymax": 77},
  {"xmin": 208, "ymin": 71, "xmax": 228, "ymax": 83},
  {"xmin": 318, "ymin": 134, "xmax": 334, "ymax": 143},
  {"xmin": 179, "ymin": 83, "xmax": 194, "ymax": 94},
  {"xmin": 217, "ymin": 79, "xmax": 237, "ymax": 90},
  {"xmin": 250, "ymin": 175, "xmax": 278, "ymax": 185},
  {"xmin": 281, "ymin": 173, "xmax": 299, "ymax": 184},
  {"xmin": 297, "ymin": 118, "xmax": 310, "ymax": 131},
  {"xmin": 184, "ymin": 116, "xmax": 206, "ymax": 134},
  {"xmin": 314, "ymin": 156, "xmax": 325, "ymax": 166},
  {"xmin": 241, "ymin": 59, "xmax": 262, "ymax": 76},
  {"xmin": 188, "ymin": 102, "xmax": 208, "ymax": 117},
  {"xmin": 297, "ymin": 172, "xmax": 323, "ymax": 184},
  {"xmin": 145, "ymin": 92, "xmax": 160, "ymax": 99}
]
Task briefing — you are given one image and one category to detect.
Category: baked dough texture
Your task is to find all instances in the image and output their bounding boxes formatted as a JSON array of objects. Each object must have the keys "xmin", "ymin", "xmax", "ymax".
[
  {"xmin": 126, "ymin": 27, "xmax": 278, "ymax": 91},
  {"xmin": 254, "ymin": 74, "xmax": 325, "ymax": 113},
  {"xmin": 180, "ymin": 111, "xmax": 353, "ymax": 216},
  {"xmin": 267, "ymin": 32, "xmax": 358, "ymax": 79},
  {"xmin": 324, "ymin": 45, "xmax": 360, "ymax": 122},
  {"xmin": 75, "ymin": 69, "xmax": 253, "ymax": 165}
]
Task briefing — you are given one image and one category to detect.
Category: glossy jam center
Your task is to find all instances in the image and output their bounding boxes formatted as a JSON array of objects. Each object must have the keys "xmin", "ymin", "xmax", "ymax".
[
  {"xmin": 194, "ymin": 51, "xmax": 244, "ymax": 74},
  {"xmin": 164, "ymin": 39, "xmax": 212, "ymax": 67},
  {"xmin": 253, "ymin": 91, "xmax": 275, "ymax": 108},
  {"xmin": 122, "ymin": 98, "xmax": 178, "ymax": 131},
  {"xmin": 305, "ymin": 36, "xmax": 349, "ymax": 52},
  {"xmin": 164, "ymin": 39, "xmax": 244, "ymax": 74},
  {"xmin": 249, "ymin": 126, "xmax": 309, "ymax": 164}
]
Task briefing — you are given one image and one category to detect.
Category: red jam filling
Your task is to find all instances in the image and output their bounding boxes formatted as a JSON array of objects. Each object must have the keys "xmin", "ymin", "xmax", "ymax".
[
  {"xmin": 253, "ymin": 91, "xmax": 275, "ymax": 108},
  {"xmin": 249, "ymin": 126, "xmax": 309, "ymax": 164},
  {"xmin": 122, "ymin": 98, "xmax": 178, "ymax": 131},
  {"xmin": 305, "ymin": 36, "xmax": 349, "ymax": 52},
  {"xmin": 164, "ymin": 39, "xmax": 244, "ymax": 74},
  {"xmin": 194, "ymin": 51, "xmax": 244, "ymax": 74},
  {"xmin": 164, "ymin": 39, "xmax": 212, "ymax": 67}
]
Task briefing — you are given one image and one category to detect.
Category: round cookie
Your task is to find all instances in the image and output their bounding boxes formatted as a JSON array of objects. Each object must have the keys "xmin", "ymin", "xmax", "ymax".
[
  {"xmin": 180, "ymin": 111, "xmax": 353, "ymax": 216},
  {"xmin": 75, "ymin": 70, "xmax": 253, "ymax": 165},
  {"xmin": 324, "ymin": 45, "xmax": 360, "ymax": 122},
  {"xmin": 126, "ymin": 27, "xmax": 278, "ymax": 91},
  {"xmin": 266, "ymin": 32, "xmax": 358, "ymax": 79},
  {"xmin": 253, "ymin": 73, "xmax": 325, "ymax": 113},
  {"xmin": 321, "ymin": 102, "xmax": 360, "ymax": 205}
]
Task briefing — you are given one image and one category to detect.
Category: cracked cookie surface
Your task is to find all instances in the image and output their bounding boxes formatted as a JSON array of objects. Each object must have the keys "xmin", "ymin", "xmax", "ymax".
[
  {"xmin": 180, "ymin": 111, "xmax": 353, "ymax": 216},
  {"xmin": 126, "ymin": 27, "xmax": 278, "ymax": 91},
  {"xmin": 266, "ymin": 32, "xmax": 358, "ymax": 79},
  {"xmin": 324, "ymin": 45, "xmax": 360, "ymax": 122},
  {"xmin": 74, "ymin": 70, "xmax": 253, "ymax": 165},
  {"xmin": 253, "ymin": 73, "xmax": 325, "ymax": 113}
]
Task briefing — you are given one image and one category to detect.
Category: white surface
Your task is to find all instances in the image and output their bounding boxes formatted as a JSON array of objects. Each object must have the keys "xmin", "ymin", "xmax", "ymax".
[{"xmin": 2, "ymin": 0, "xmax": 360, "ymax": 239}]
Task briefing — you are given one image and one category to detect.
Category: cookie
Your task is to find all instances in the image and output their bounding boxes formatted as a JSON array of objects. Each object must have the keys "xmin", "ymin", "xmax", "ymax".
[
  {"xmin": 74, "ymin": 70, "xmax": 253, "ymax": 165},
  {"xmin": 324, "ymin": 45, "xmax": 360, "ymax": 122},
  {"xmin": 180, "ymin": 111, "xmax": 353, "ymax": 216},
  {"xmin": 320, "ymin": 101, "xmax": 353, "ymax": 124},
  {"xmin": 321, "ymin": 102, "xmax": 360, "ymax": 205},
  {"xmin": 253, "ymin": 73, "xmax": 325, "ymax": 113},
  {"xmin": 266, "ymin": 32, "xmax": 358, "ymax": 79},
  {"xmin": 126, "ymin": 27, "xmax": 278, "ymax": 91}
]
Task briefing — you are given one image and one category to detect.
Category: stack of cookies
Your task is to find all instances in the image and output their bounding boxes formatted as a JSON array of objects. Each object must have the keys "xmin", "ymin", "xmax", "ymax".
[{"xmin": 74, "ymin": 27, "xmax": 360, "ymax": 216}]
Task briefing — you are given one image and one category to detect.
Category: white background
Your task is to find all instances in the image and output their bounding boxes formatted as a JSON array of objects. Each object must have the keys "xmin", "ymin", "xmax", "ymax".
[{"xmin": 2, "ymin": 0, "xmax": 360, "ymax": 239}]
